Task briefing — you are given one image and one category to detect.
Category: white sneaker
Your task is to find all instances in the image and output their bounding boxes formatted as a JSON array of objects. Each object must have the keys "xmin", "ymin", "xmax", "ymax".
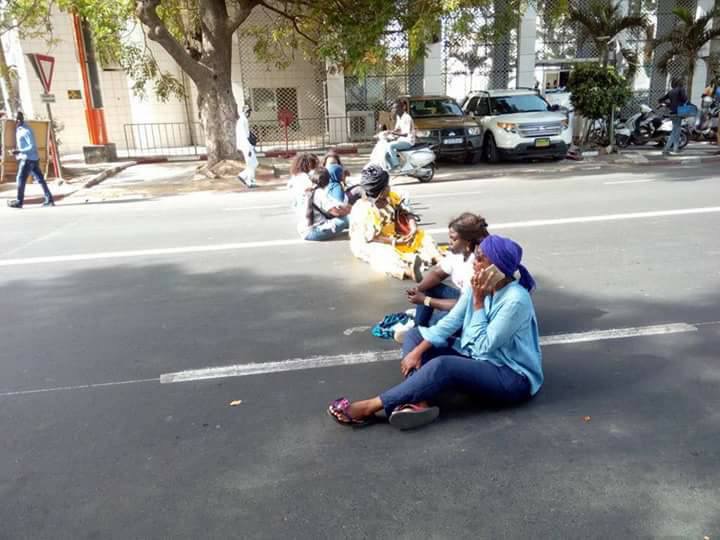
[{"xmin": 393, "ymin": 319, "xmax": 415, "ymax": 344}]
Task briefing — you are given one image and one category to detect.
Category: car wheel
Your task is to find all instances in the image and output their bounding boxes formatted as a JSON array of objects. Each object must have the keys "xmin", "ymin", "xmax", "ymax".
[{"xmin": 484, "ymin": 134, "xmax": 500, "ymax": 163}]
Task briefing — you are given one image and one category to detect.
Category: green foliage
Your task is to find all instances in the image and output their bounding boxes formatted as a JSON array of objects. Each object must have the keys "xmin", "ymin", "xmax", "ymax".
[
  {"xmin": 653, "ymin": 4, "xmax": 720, "ymax": 90},
  {"xmin": 567, "ymin": 63, "xmax": 632, "ymax": 119}
]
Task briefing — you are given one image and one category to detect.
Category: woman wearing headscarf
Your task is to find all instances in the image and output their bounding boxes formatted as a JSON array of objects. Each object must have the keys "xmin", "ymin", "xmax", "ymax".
[
  {"xmin": 348, "ymin": 165, "xmax": 440, "ymax": 280},
  {"xmin": 328, "ymin": 234, "xmax": 542, "ymax": 429}
]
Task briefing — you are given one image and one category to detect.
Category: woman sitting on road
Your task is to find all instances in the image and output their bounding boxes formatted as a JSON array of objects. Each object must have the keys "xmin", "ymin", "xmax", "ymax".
[
  {"xmin": 299, "ymin": 168, "xmax": 352, "ymax": 241},
  {"xmin": 349, "ymin": 165, "xmax": 440, "ymax": 280},
  {"xmin": 322, "ymin": 150, "xmax": 351, "ymax": 203},
  {"xmin": 328, "ymin": 234, "xmax": 543, "ymax": 430},
  {"xmin": 404, "ymin": 212, "xmax": 489, "ymax": 337},
  {"xmin": 288, "ymin": 153, "xmax": 319, "ymax": 214}
]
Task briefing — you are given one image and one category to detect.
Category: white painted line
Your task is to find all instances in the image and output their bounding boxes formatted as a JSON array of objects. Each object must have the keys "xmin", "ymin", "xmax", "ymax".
[
  {"xmin": 343, "ymin": 325, "xmax": 372, "ymax": 336},
  {"xmin": 425, "ymin": 206, "xmax": 720, "ymax": 235},
  {"xmin": 539, "ymin": 322, "xmax": 697, "ymax": 345},
  {"xmin": 224, "ymin": 204, "xmax": 287, "ymax": 211},
  {"xmin": 160, "ymin": 350, "xmax": 401, "ymax": 384},
  {"xmin": 604, "ymin": 179, "xmax": 655, "ymax": 185},
  {"xmin": 3, "ymin": 206, "xmax": 720, "ymax": 267},
  {"xmin": 0, "ymin": 377, "xmax": 158, "ymax": 397},
  {"xmin": 160, "ymin": 322, "xmax": 699, "ymax": 384}
]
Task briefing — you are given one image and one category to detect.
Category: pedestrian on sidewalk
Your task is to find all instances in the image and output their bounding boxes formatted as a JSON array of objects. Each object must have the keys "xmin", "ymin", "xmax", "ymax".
[
  {"xmin": 7, "ymin": 112, "xmax": 55, "ymax": 208},
  {"xmin": 660, "ymin": 78, "xmax": 688, "ymax": 156},
  {"xmin": 236, "ymin": 104, "xmax": 258, "ymax": 188}
]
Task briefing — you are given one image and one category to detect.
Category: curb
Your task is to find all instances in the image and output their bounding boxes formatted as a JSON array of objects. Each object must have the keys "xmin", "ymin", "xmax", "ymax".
[
  {"xmin": 607, "ymin": 153, "xmax": 720, "ymax": 167},
  {"xmin": 83, "ymin": 161, "xmax": 137, "ymax": 189}
]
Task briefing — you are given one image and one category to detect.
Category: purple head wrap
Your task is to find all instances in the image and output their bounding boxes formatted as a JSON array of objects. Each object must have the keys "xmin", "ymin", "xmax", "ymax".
[{"xmin": 480, "ymin": 235, "xmax": 536, "ymax": 292}]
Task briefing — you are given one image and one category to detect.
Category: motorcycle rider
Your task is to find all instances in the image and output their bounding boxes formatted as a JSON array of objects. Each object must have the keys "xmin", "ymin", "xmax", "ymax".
[
  {"xmin": 386, "ymin": 100, "xmax": 416, "ymax": 169},
  {"xmin": 659, "ymin": 78, "xmax": 688, "ymax": 155}
]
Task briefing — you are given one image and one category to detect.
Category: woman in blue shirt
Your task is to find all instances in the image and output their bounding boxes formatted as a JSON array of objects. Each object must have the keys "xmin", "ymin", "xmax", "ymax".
[{"xmin": 328, "ymin": 234, "xmax": 543, "ymax": 430}]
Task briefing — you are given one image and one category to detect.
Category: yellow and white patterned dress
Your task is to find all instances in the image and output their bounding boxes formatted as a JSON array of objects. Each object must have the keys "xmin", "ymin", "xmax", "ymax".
[{"xmin": 349, "ymin": 191, "xmax": 440, "ymax": 279}]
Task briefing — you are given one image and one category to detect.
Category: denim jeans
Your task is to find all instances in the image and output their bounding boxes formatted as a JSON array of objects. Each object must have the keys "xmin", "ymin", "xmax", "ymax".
[
  {"xmin": 664, "ymin": 116, "xmax": 682, "ymax": 153},
  {"xmin": 379, "ymin": 327, "xmax": 531, "ymax": 417},
  {"xmin": 16, "ymin": 159, "xmax": 54, "ymax": 206},
  {"xmin": 387, "ymin": 139, "xmax": 413, "ymax": 168},
  {"xmin": 414, "ymin": 283, "xmax": 461, "ymax": 327},
  {"xmin": 304, "ymin": 216, "xmax": 349, "ymax": 241}
]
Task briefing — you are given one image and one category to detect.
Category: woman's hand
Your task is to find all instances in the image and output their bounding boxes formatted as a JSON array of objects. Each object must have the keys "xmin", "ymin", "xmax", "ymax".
[
  {"xmin": 471, "ymin": 268, "xmax": 496, "ymax": 310},
  {"xmin": 406, "ymin": 288, "xmax": 426, "ymax": 306},
  {"xmin": 400, "ymin": 349, "xmax": 422, "ymax": 377}
]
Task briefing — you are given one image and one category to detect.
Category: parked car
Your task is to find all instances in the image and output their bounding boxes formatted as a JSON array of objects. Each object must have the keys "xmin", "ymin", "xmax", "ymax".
[
  {"xmin": 461, "ymin": 89, "xmax": 571, "ymax": 162},
  {"xmin": 378, "ymin": 95, "xmax": 484, "ymax": 163}
]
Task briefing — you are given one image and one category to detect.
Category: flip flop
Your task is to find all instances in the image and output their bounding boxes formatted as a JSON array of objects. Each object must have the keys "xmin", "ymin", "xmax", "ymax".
[
  {"xmin": 389, "ymin": 404, "xmax": 439, "ymax": 430},
  {"xmin": 327, "ymin": 397, "xmax": 375, "ymax": 428}
]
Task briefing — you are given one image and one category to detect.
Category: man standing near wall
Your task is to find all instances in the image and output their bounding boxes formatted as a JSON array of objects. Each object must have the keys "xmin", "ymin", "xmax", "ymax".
[
  {"xmin": 237, "ymin": 105, "xmax": 258, "ymax": 188},
  {"xmin": 7, "ymin": 112, "xmax": 55, "ymax": 208}
]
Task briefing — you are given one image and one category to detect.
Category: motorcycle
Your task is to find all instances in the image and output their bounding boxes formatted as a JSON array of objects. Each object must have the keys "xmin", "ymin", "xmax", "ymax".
[
  {"xmin": 625, "ymin": 104, "xmax": 689, "ymax": 149},
  {"xmin": 368, "ymin": 131, "xmax": 437, "ymax": 183},
  {"xmin": 688, "ymin": 95, "xmax": 719, "ymax": 141}
]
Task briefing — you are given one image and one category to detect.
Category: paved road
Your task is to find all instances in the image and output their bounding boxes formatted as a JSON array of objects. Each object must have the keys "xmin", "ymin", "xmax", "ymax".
[{"xmin": 1, "ymin": 162, "xmax": 719, "ymax": 539}]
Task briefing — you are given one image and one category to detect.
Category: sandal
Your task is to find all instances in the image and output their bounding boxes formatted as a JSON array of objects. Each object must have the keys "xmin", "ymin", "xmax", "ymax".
[
  {"xmin": 327, "ymin": 398, "xmax": 375, "ymax": 428},
  {"xmin": 389, "ymin": 404, "xmax": 439, "ymax": 430}
]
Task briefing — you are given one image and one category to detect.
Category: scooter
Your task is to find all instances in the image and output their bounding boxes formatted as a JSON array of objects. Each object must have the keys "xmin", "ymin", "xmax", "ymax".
[
  {"xmin": 688, "ymin": 95, "xmax": 719, "ymax": 141},
  {"xmin": 627, "ymin": 104, "xmax": 689, "ymax": 149},
  {"xmin": 368, "ymin": 131, "xmax": 437, "ymax": 183}
]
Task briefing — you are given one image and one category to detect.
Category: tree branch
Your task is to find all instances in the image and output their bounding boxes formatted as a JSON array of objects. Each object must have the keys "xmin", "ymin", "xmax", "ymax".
[
  {"xmin": 256, "ymin": 0, "xmax": 318, "ymax": 45},
  {"xmin": 227, "ymin": 0, "xmax": 258, "ymax": 33},
  {"xmin": 135, "ymin": 0, "xmax": 209, "ymax": 82}
]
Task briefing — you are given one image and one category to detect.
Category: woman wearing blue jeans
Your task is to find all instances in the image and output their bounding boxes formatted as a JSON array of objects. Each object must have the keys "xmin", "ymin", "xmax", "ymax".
[{"xmin": 329, "ymin": 234, "xmax": 543, "ymax": 429}]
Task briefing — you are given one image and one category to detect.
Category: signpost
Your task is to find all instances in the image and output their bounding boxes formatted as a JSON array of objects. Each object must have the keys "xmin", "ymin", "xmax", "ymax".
[{"xmin": 26, "ymin": 53, "xmax": 62, "ymax": 179}]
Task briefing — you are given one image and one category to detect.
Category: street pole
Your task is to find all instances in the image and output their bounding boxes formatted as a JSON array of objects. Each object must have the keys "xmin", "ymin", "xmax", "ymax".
[
  {"xmin": 609, "ymin": 106, "xmax": 615, "ymax": 154},
  {"xmin": 45, "ymin": 101, "xmax": 62, "ymax": 180}
]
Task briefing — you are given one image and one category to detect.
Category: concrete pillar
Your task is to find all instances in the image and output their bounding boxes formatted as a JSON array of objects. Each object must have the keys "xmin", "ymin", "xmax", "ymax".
[
  {"xmin": 516, "ymin": 4, "xmax": 537, "ymax": 89},
  {"xmin": 325, "ymin": 62, "xmax": 347, "ymax": 143},
  {"xmin": 691, "ymin": 0, "xmax": 715, "ymax": 102},
  {"xmin": 423, "ymin": 41, "xmax": 444, "ymax": 94}
]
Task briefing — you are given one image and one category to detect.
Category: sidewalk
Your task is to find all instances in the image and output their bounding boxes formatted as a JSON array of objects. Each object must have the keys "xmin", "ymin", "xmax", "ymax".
[
  {"xmin": 0, "ymin": 156, "xmax": 136, "ymax": 205},
  {"xmin": 605, "ymin": 141, "xmax": 720, "ymax": 166}
]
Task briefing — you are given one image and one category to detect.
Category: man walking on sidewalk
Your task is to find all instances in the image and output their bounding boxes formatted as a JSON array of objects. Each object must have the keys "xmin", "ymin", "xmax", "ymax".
[
  {"xmin": 236, "ymin": 104, "xmax": 258, "ymax": 188},
  {"xmin": 660, "ymin": 78, "xmax": 687, "ymax": 156},
  {"xmin": 7, "ymin": 112, "xmax": 55, "ymax": 208}
]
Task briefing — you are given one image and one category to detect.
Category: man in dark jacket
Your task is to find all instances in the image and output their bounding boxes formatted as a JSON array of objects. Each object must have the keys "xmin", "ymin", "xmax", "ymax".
[{"xmin": 660, "ymin": 78, "xmax": 688, "ymax": 155}]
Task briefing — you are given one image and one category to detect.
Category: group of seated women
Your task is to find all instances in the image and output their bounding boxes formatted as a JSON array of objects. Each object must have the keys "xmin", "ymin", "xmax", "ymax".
[{"xmin": 285, "ymin": 150, "xmax": 544, "ymax": 431}]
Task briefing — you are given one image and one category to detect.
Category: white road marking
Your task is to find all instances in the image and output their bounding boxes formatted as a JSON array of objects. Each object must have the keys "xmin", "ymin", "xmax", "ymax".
[
  {"xmin": 223, "ymin": 204, "xmax": 288, "ymax": 211},
  {"xmin": 604, "ymin": 179, "xmax": 655, "ymax": 185},
  {"xmin": 0, "ymin": 377, "xmax": 158, "ymax": 397},
  {"xmin": 343, "ymin": 326, "xmax": 372, "ymax": 336},
  {"xmin": 160, "ymin": 322, "xmax": 700, "ymax": 384},
  {"xmin": 2, "ymin": 206, "xmax": 720, "ymax": 267},
  {"xmin": 0, "ymin": 321, "xmax": 708, "ymax": 397}
]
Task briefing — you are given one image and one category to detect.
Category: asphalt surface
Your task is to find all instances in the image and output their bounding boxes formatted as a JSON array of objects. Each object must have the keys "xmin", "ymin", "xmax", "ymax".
[{"xmin": 1, "ymin": 160, "xmax": 719, "ymax": 539}]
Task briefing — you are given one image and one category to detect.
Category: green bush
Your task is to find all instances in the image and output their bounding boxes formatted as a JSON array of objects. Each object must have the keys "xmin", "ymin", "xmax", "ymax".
[{"xmin": 568, "ymin": 63, "xmax": 632, "ymax": 119}]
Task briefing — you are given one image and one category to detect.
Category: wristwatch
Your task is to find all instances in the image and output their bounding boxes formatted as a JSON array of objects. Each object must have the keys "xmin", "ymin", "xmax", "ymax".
[{"xmin": 423, "ymin": 296, "xmax": 432, "ymax": 307}]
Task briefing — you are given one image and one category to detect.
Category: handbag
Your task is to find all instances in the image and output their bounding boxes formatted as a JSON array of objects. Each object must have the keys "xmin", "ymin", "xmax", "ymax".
[
  {"xmin": 248, "ymin": 131, "xmax": 258, "ymax": 146},
  {"xmin": 677, "ymin": 103, "xmax": 697, "ymax": 118}
]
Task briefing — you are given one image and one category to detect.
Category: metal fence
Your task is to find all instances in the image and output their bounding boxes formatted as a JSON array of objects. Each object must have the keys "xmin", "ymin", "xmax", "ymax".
[
  {"xmin": 121, "ymin": 122, "xmax": 205, "ymax": 158},
  {"xmin": 120, "ymin": 115, "xmax": 376, "ymax": 158}
]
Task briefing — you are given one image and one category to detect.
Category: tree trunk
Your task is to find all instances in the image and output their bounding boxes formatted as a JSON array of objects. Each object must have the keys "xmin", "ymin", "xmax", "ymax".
[
  {"xmin": 197, "ymin": 75, "xmax": 238, "ymax": 166},
  {"xmin": 0, "ymin": 44, "xmax": 20, "ymax": 115}
]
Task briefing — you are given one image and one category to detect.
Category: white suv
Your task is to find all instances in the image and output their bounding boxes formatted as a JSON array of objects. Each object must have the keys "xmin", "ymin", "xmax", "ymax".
[{"xmin": 461, "ymin": 89, "xmax": 571, "ymax": 162}]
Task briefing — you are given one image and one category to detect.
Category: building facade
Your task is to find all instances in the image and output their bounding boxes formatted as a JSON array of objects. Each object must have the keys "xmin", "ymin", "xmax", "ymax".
[{"xmin": 2, "ymin": 1, "xmax": 718, "ymax": 158}]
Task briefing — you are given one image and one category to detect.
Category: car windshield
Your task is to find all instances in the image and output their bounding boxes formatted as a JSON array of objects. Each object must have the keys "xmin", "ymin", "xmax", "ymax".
[
  {"xmin": 409, "ymin": 99, "xmax": 464, "ymax": 117},
  {"xmin": 489, "ymin": 94, "xmax": 550, "ymax": 114}
]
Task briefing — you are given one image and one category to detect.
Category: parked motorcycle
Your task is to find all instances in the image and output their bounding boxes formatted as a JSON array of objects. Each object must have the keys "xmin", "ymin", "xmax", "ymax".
[
  {"xmin": 625, "ymin": 104, "xmax": 689, "ymax": 149},
  {"xmin": 688, "ymin": 95, "xmax": 719, "ymax": 141},
  {"xmin": 368, "ymin": 131, "xmax": 437, "ymax": 183}
]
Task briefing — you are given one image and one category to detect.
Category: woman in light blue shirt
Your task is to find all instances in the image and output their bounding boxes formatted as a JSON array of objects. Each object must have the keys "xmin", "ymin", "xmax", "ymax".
[{"xmin": 328, "ymin": 234, "xmax": 543, "ymax": 430}]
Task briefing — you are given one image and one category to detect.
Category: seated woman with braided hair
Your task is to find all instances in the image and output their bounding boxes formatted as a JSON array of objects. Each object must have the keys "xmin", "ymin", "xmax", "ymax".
[
  {"xmin": 348, "ymin": 165, "xmax": 440, "ymax": 280},
  {"xmin": 401, "ymin": 212, "xmax": 489, "ymax": 340},
  {"xmin": 329, "ymin": 234, "xmax": 543, "ymax": 430}
]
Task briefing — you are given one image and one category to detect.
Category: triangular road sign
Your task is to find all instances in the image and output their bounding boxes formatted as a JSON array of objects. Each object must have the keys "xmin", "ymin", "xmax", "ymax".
[{"xmin": 26, "ymin": 53, "xmax": 55, "ymax": 94}]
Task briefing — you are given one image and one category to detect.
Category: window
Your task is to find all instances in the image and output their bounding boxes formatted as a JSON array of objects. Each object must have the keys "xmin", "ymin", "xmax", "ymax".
[
  {"xmin": 489, "ymin": 95, "xmax": 550, "ymax": 115},
  {"xmin": 252, "ymin": 88, "xmax": 277, "ymax": 113},
  {"xmin": 408, "ymin": 98, "xmax": 464, "ymax": 117}
]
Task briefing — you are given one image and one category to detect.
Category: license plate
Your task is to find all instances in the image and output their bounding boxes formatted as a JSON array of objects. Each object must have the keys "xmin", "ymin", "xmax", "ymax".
[
  {"xmin": 535, "ymin": 138, "xmax": 551, "ymax": 148},
  {"xmin": 443, "ymin": 137, "xmax": 463, "ymax": 145}
]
